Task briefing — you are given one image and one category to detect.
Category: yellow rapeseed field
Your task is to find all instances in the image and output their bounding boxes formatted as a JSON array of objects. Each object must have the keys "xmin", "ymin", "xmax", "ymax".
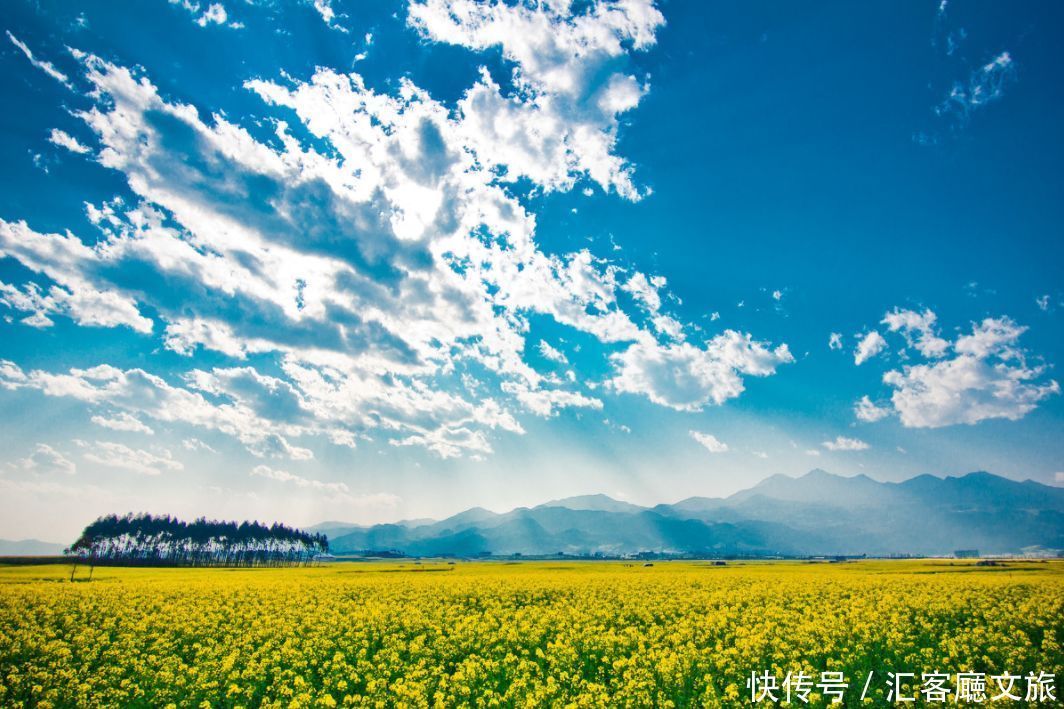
[{"xmin": 0, "ymin": 560, "xmax": 1061, "ymax": 707}]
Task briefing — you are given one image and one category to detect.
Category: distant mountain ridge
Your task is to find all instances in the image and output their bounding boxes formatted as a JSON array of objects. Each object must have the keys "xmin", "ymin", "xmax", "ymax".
[
  {"xmin": 324, "ymin": 470, "xmax": 1064, "ymax": 557},
  {"xmin": 0, "ymin": 539, "xmax": 66, "ymax": 556}
]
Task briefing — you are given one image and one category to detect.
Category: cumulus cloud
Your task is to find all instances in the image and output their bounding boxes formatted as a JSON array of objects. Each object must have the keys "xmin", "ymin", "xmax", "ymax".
[
  {"xmin": 91, "ymin": 412, "xmax": 155, "ymax": 435},
  {"xmin": 822, "ymin": 436, "xmax": 870, "ymax": 452},
  {"xmin": 854, "ymin": 395, "xmax": 891, "ymax": 423},
  {"xmin": 197, "ymin": 3, "xmax": 228, "ymax": 27},
  {"xmin": 884, "ymin": 347, "xmax": 1058, "ymax": 429},
  {"xmin": 623, "ymin": 272, "xmax": 665, "ymax": 313},
  {"xmin": 856, "ymin": 310, "xmax": 1058, "ymax": 428},
  {"xmin": 689, "ymin": 430, "xmax": 728, "ymax": 453},
  {"xmin": 0, "ymin": 2, "xmax": 790, "ymax": 461},
  {"xmin": 854, "ymin": 331, "xmax": 886, "ymax": 366},
  {"xmin": 9, "ymin": 444, "xmax": 77, "ymax": 475},
  {"xmin": 168, "ymin": 0, "xmax": 235, "ymax": 28},
  {"xmin": 79, "ymin": 440, "xmax": 183, "ymax": 475},
  {"xmin": 608, "ymin": 332, "xmax": 792, "ymax": 411},
  {"xmin": 953, "ymin": 317, "xmax": 1026, "ymax": 358},
  {"xmin": 408, "ymin": 0, "xmax": 664, "ymax": 200},
  {"xmin": 881, "ymin": 308, "xmax": 948, "ymax": 358},
  {"xmin": 828, "ymin": 332, "xmax": 843, "ymax": 351}
]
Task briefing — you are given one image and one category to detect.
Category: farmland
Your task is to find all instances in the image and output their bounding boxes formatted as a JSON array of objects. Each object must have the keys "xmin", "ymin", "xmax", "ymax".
[{"xmin": 0, "ymin": 560, "xmax": 1061, "ymax": 707}]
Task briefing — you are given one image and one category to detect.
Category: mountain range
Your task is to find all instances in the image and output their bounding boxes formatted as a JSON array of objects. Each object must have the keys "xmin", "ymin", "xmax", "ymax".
[
  {"xmin": 313, "ymin": 470, "xmax": 1064, "ymax": 557},
  {"xmin": 0, "ymin": 539, "xmax": 66, "ymax": 556}
]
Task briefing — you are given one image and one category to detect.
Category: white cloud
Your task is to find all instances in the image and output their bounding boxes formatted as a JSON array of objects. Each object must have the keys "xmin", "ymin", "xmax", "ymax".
[
  {"xmin": 162, "ymin": 318, "xmax": 275, "ymax": 359},
  {"xmin": 884, "ymin": 350, "xmax": 1058, "ymax": 428},
  {"xmin": 0, "ymin": 220, "xmax": 153, "ymax": 333},
  {"xmin": 804, "ymin": 449, "xmax": 821, "ymax": 457},
  {"xmin": 251, "ymin": 464, "xmax": 400, "ymax": 507},
  {"xmin": 91, "ymin": 412, "xmax": 154, "ymax": 435},
  {"xmin": 936, "ymin": 51, "xmax": 1016, "ymax": 122},
  {"xmin": 247, "ymin": 433, "xmax": 314, "ymax": 461},
  {"xmin": 197, "ymin": 3, "xmax": 227, "ymax": 26},
  {"xmin": 1036, "ymin": 295, "xmax": 1050, "ymax": 312},
  {"xmin": 250, "ymin": 464, "xmax": 347, "ymax": 494},
  {"xmin": 80, "ymin": 441, "xmax": 183, "ymax": 476},
  {"xmin": 310, "ymin": 0, "xmax": 347, "ymax": 31},
  {"xmin": 503, "ymin": 381, "xmax": 602, "ymax": 418},
  {"xmin": 882, "ymin": 308, "xmax": 949, "ymax": 358},
  {"xmin": 752, "ymin": 451, "xmax": 768, "ymax": 459},
  {"xmin": 953, "ymin": 316, "xmax": 1025, "ymax": 358},
  {"xmin": 168, "ymin": 0, "xmax": 235, "ymax": 28},
  {"xmin": 822, "ymin": 436, "xmax": 870, "ymax": 452},
  {"xmin": 828, "ymin": 332, "xmax": 843, "ymax": 350},
  {"xmin": 0, "ymin": 360, "xmax": 321, "ymax": 461},
  {"xmin": 608, "ymin": 331, "xmax": 792, "ymax": 411},
  {"xmin": 861, "ymin": 314, "xmax": 1059, "ymax": 428},
  {"xmin": 408, "ymin": 0, "xmax": 663, "ymax": 200},
  {"xmin": 854, "ymin": 395, "xmax": 891, "ymax": 423},
  {"xmin": 9, "ymin": 444, "xmax": 77, "ymax": 475},
  {"xmin": 854, "ymin": 331, "xmax": 886, "ymax": 366},
  {"xmin": 389, "ymin": 426, "xmax": 491, "ymax": 460},
  {"xmin": 537, "ymin": 340, "xmax": 568, "ymax": 364},
  {"xmin": 0, "ymin": 361, "xmax": 27, "ymax": 389},
  {"xmin": 0, "ymin": 7, "xmax": 791, "ymax": 461},
  {"xmin": 689, "ymin": 430, "xmax": 728, "ymax": 453},
  {"xmin": 49, "ymin": 129, "xmax": 91, "ymax": 155},
  {"xmin": 6, "ymin": 32, "xmax": 72, "ymax": 88},
  {"xmin": 623, "ymin": 272, "xmax": 664, "ymax": 313},
  {"xmin": 182, "ymin": 437, "xmax": 217, "ymax": 453}
]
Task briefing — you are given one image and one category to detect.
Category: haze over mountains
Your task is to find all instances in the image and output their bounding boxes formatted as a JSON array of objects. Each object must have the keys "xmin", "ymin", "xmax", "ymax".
[
  {"xmin": 0, "ymin": 539, "xmax": 65, "ymax": 556},
  {"xmin": 314, "ymin": 470, "xmax": 1064, "ymax": 558}
]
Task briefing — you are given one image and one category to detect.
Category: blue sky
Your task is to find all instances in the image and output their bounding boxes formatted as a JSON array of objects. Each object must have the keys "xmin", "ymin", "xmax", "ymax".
[{"xmin": 1, "ymin": 0, "xmax": 1061, "ymax": 542}]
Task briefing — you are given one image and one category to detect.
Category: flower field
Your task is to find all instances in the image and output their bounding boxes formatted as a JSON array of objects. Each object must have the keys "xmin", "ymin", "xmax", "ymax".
[{"xmin": 0, "ymin": 560, "xmax": 1061, "ymax": 707}]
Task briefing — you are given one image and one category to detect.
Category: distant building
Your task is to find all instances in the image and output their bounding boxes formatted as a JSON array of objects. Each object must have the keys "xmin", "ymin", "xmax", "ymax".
[{"xmin": 954, "ymin": 549, "xmax": 979, "ymax": 559}]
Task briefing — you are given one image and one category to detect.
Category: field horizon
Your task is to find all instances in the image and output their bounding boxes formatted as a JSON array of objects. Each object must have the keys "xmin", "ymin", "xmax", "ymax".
[{"xmin": 6, "ymin": 468, "xmax": 1063, "ymax": 560}]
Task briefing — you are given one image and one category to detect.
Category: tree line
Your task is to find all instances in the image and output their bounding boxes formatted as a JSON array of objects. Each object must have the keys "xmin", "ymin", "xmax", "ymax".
[{"xmin": 67, "ymin": 513, "xmax": 329, "ymax": 568}]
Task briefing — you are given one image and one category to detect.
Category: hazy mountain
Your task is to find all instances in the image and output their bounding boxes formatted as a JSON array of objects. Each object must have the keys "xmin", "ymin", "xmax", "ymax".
[
  {"xmin": 649, "ymin": 470, "xmax": 1064, "ymax": 554},
  {"xmin": 307, "ymin": 516, "xmax": 436, "ymax": 540},
  {"xmin": 324, "ymin": 471, "xmax": 1064, "ymax": 557},
  {"xmin": 0, "ymin": 539, "xmax": 66, "ymax": 556},
  {"xmin": 537, "ymin": 494, "xmax": 647, "ymax": 514},
  {"xmin": 732, "ymin": 468, "xmax": 891, "ymax": 507}
]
